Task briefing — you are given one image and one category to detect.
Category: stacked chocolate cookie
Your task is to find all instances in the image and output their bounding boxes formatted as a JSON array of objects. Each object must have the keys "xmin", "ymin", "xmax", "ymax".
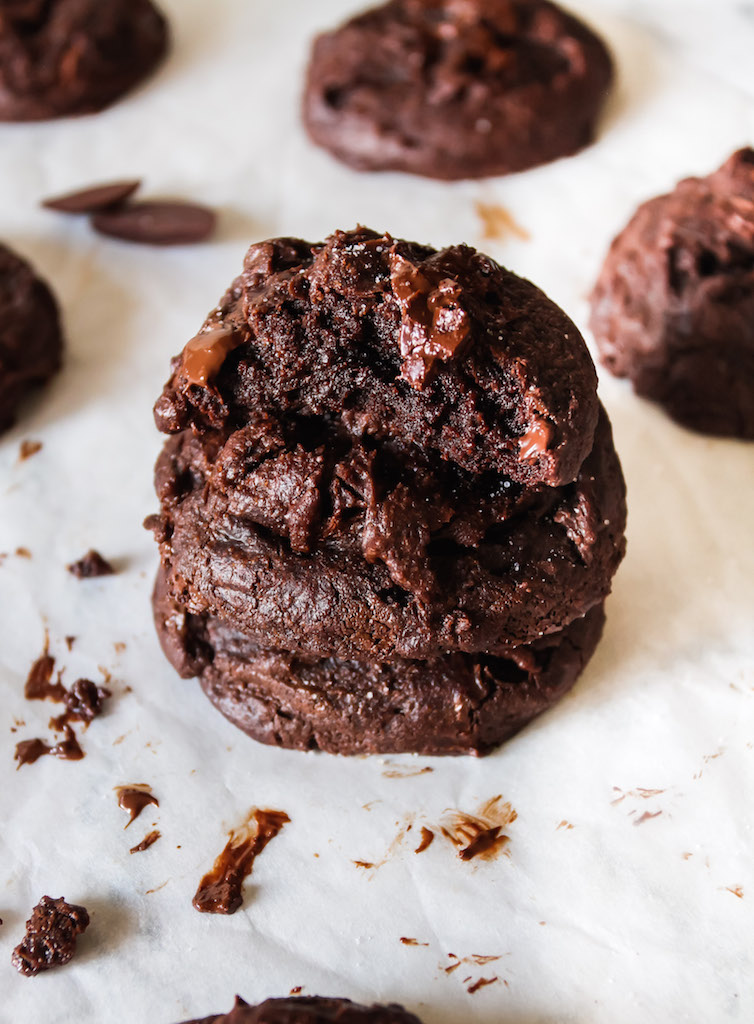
[{"xmin": 149, "ymin": 227, "xmax": 626, "ymax": 755}]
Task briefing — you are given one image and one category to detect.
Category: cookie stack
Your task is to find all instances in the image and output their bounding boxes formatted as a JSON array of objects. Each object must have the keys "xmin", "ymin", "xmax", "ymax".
[{"xmin": 149, "ymin": 227, "xmax": 626, "ymax": 755}]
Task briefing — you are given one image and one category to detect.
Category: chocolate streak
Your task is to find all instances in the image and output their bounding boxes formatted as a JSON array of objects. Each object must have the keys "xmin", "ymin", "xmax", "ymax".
[
  {"xmin": 130, "ymin": 830, "xmax": 161, "ymax": 854},
  {"xmin": 14, "ymin": 726, "xmax": 84, "ymax": 768},
  {"xmin": 193, "ymin": 808, "xmax": 290, "ymax": 914},
  {"xmin": 115, "ymin": 785, "xmax": 159, "ymax": 827}
]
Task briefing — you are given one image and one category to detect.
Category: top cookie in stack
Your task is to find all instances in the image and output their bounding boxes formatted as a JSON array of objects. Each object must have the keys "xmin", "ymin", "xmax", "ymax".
[{"xmin": 149, "ymin": 227, "xmax": 626, "ymax": 755}]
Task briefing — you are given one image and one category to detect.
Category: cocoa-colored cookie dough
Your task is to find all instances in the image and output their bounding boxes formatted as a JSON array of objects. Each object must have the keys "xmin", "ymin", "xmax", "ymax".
[
  {"xmin": 155, "ymin": 567, "xmax": 605, "ymax": 756},
  {"xmin": 0, "ymin": 243, "xmax": 63, "ymax": 434},
  {"xmin": 303, "ymin": 0, "xmax": 613, "ymax": 180},
  {"xmin": 0, "ymin": 0, "xmax": 168, "ymax": 121},
  {"xmin": 178, "ymin": 996, "xmax": 424, "ymax": 1024},
  {"xmin": 11, "ymin": 896, "xmax": 89, "ymax": 976},
  {"xmin": 149, "ymin": 227, "xmax": 626, "ymax": 755},
  {"xmin": 590, "ymin": 148, "xmax": 754, "ymax": 438}
]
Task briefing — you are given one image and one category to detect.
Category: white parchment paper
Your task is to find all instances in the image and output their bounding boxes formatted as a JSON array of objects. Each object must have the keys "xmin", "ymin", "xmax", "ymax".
[{"xmin": 1, "ymin": 1, "xmax": 753, "ymax": 1021}]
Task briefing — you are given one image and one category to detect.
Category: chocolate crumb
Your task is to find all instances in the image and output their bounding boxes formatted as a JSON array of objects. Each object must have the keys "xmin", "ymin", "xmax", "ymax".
[
  {"xmin": 289, "ymin": 987, "xmax": 303, "ymax": 995},
  {"xmin": 67, "ymin": 550, "xmax": 115, "ymax": 579},
  {"xmin": 64, "ymin": 636, "xmax": 76, "ymax": 651},
  {"xmin": 42, "ymin": 179, "xmax": 141, "ymax": 214},
  {"xmin": 193, "ymin": 808, "xmax": 289, "ymax": 914},
  {"xmin": 11, "ymin": 896, "xmax": 89, "ymax": 976},
  {"xmin": 399, "ymin": 937, "xmax": 428, "ymax": 946},
  {"xmin": 130, "ymin": 830, "xmax": 161, "ymax": 854},
  {"xmin": 92, "ymin": 200, "xmax": 216, "ymax": 246},
  {"xmin": 15, "ymin": 547, "xmax": 31, "ymax": 559},
  {"xmin": 18, "ymin": 439, "xmax": 42, "ymax": 461},
  {"xmin": 353, "ymin": 860, "xmax": 375, "ymax": 870}
]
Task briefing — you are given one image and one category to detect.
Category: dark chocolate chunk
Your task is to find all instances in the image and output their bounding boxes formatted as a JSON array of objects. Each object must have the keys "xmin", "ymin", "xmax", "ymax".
[
  {"xmin": 67, "ymin": 550, "xmax": 115, "ymax": 578},
  {"xmin": 42, "ymin": 180, "xmax": 142, "ymax": 214},
  {"xmin": 92, "ymin": 201, "xmax": 216, "ymax": 246},
  {"xmin": 11, "ymin": 896, "xmax": 89, "ymax": 976}
]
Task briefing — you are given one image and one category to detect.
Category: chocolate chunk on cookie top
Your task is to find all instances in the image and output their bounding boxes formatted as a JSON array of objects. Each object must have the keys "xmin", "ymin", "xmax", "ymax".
[
  {"xmin": 0, "ymin": 243, "xmax": 63, "ymax": 434},
  {"xmin": 0, "ymin": 0, "xmax": 168, "ymax": 121},
  {"xmin": 156, "ymin": 227, "xmax": 599, "ymax": 489},
  {"xmin": 303, "ymin": 0, "xmax": 613, "ymax": 180},
  {"xmin": 11, "ymin": 896, "xmax": 89, "ymax": 976},
  {"xmin": 178, "ymin": 996, "xmax": 425, "ymax": 1024},
  {"xmin": 590, "ymin": 148, "xmax": 754, "ymax": 438}
]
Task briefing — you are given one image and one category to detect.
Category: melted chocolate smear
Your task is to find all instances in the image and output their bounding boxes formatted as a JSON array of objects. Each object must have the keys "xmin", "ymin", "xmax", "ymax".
[
  {"xmin": 15, "ymin": 726, "xmax": 84, "ymax": 769},
  {"xmin": 439, "ymin": 796, "xmax": 517, "ymax": 861},
  {"xmin": 43, "ymin": 179, "xmax": 141, "ymax": 214},
  {"xmin": 467, "ymin": 976, "xmax": 499, "ymax": 995},
  {"xmin": 389, "ymin": 249, "xmax": 470, "ymax": 389},
  {"xmin": 25, "ymin": 647, "xmax": 66, "ymax": 703},
  {"xmin": 400, "ymin": 937, "xmax": 429, "ymax": 946},
  {"xmin": 415, "ymin": 827, "xmax": 435, "ymax": 854},
  {"xmin": 92, "ymin": 201, "xmax": 216, "ymax": 246},
  {"xmin": 181, "ymin": 325, "xmax": 240, "ymax": 386},
  {"xmin": 130, "ymin": 830, "xmax": 161, "ymax": 854},
  {"xmin": 115, "ymin": 785, "xmax": 159, "ymax": 828},
  {"xmin": 18, "ymin": 439, "xmax": 42, "ymax": 461},
  {"xmin": 67, "ymin": 549, "xmax": 115, "ymax": 578},
  {"xmin": 193, "ymin": 808, "xmax": 290, "ymax": 915},
  {"xmin": 475, "ymin": 201, "xmax": 530, "ymax": 243},
  {"xmin": 11, "ymin": 896, "xmax": 89, "ymax": 977}
]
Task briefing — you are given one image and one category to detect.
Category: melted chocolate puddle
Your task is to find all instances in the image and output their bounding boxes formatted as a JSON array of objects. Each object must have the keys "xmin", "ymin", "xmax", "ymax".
[
  {"xmin": 193, "ymin": 808, "xmax": 290, "ymax": 915},
  {"xmin": 115, "ymin": 785, "xmax": 159, "ymax": 827}
]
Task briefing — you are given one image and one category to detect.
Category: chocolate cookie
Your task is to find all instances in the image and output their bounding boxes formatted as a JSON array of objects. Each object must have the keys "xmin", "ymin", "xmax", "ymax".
[
  {"xmin": 179, "ymin": 997, "xmax": 423, "ymax": 1024},
  {"xmin": 0, "ymin": 0, "xmax": 168, "ymax": 121},
  {"xmin": 149, "ymin": 227, "xmax": 626, "ymax": 755},
  {"xmin": 155, "ymin": 567, "xmax": 605, "ymax": 757},
  {"xmin": 0, "ymin": 243, "xmax": 63, "ymax": 433},
  {"xmin": 303, "ymin": 0, "xmax": 613, "ymax": 181},
  {"xmin": 151, "ymin": 404, "xmax": 624, "ymax": 659},
  {"xmin": 590, "ymin": 148, "xmax": 754, "ymax": 438},
  {"xmin": 156, "ymin": 228, "xmax": 600, "ymax": 490}
]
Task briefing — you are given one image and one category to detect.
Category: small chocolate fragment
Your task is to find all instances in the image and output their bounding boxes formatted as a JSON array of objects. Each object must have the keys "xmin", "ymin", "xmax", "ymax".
[
  {"xmin": 42, "ymin": 180, "xmax": 141, "ymax": 214},
  {"xmin": 11, "ymin": 896, "xmax": 89, "ymax": 976},
  {"xmin": 62, "ymin": 679, "xmax": 110, "ymax": 723},
  {"xmin": 68, "ymin": 550, "xmax": 115, "ymax": 579},
  {"xmin": 116, "ymin": 785, "xmax": 159, "ymax": 828},
  {"xmin": 15, "ymin": 737, "xmax": 53, "ymax": 767},
  {"xmin": 193, "ymin": 808, "xmax": 290, "ymax": 914},
  {"xmin": 92, "ymin": 201, "xmax": 216, "ymax": 246},
  {"xmin": 18, "ymin": 439, "xmax": 42, "ymax": 461},
  {"xmin": 130, "ymin": 830, "xmax": 161, "ymax": 854},
  {"xmin": 389, "ymin": 251, "xmax": 470, "ymax": 389}
]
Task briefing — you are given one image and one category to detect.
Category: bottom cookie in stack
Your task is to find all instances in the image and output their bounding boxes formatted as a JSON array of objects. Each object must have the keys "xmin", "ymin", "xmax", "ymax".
[
  {"xmin": 178, "ymin": 996, "xmax": 423, "ymax": 1024},
  {"xmin": 154, "ymin": 568, "xmax": 605, "ymax": 757}
]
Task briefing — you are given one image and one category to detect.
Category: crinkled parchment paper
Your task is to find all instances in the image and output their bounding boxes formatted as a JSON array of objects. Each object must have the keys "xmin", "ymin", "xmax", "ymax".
[{"xmin": 1, "ymin": 1, "xmax": 753, "ymax": 1021}]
